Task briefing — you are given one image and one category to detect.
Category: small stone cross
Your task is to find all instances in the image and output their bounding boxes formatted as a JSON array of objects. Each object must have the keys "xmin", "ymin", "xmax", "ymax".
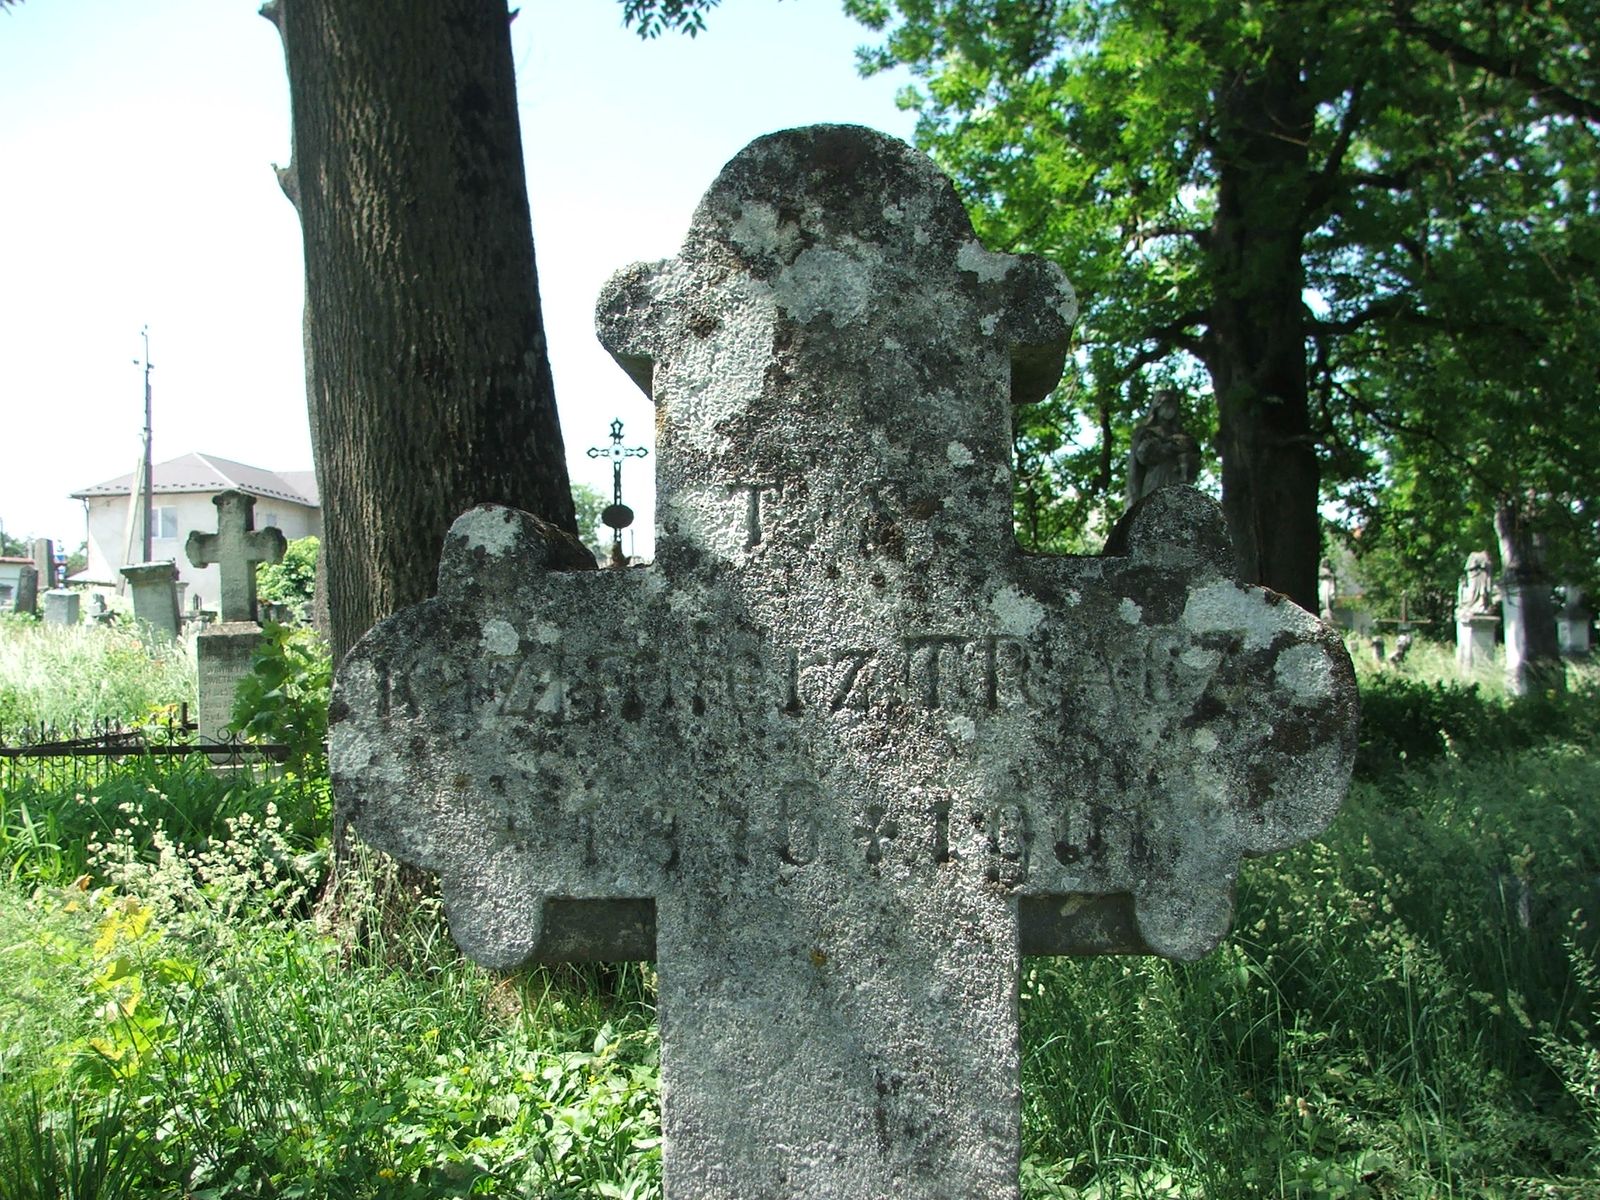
[
  {"xmin": 332, "ymin": 126, "xmax": 1358, "ymax": 1199},
  {"xmin": 185, "ymin": 490, "xmax": 288, "ymax": 624}
]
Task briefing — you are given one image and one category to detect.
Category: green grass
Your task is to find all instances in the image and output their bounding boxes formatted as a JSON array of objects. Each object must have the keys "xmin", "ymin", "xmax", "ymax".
[
  {"xmin": 0, "ymin": 615, "xmax": 195, "ymax": 734},
  {"xmin": 0, "ymin": 621, "xmax": 1597, "ymax": 1197}
]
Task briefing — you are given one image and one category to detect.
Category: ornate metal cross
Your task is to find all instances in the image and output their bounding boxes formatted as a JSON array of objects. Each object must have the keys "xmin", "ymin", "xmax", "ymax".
[{"xmin": 586, "ymin": 418, "xmax": 649, "ymax": 563}]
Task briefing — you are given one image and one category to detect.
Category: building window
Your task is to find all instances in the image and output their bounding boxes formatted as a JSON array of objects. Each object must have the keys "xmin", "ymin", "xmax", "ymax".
[{"xmin": 155, "ymin": 507, "xmax": 179, "ymax": 540}]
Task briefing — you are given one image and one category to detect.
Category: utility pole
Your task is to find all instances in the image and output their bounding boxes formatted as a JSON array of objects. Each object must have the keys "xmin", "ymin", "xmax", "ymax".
[{"xmin": 135, "ymin": 327, "xmax": 155, "ymax": 562}]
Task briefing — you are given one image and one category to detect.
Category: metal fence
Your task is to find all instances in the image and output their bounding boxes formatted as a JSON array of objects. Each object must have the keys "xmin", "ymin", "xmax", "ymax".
[{"xmin": 0, "ymin": 705, "xmax": 290, "ymax": 792}]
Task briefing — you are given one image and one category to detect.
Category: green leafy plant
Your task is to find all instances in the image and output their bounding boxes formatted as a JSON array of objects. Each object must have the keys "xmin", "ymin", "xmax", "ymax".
[
  {"xmin": 230, "ymin": 623, "xmax": 331, "ymax": 777},
  {"xmin": 255, "ymin": 536, "xmax": 319, "ymax": 623}
]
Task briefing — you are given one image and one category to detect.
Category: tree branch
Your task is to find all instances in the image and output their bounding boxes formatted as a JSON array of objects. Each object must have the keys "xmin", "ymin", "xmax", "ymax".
[{"xmin": 1391, "ymin": 0, "xmax": 1600, "ymax": 124}]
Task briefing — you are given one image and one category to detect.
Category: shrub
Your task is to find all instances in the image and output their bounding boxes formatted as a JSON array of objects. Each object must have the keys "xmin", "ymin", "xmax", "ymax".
[
  {"xmin": 255, "ymin": 536, "xmax": 318, "ymax": 624},
  {"xmin": 230, "ymin": 623, "xmax": 331, "ymax": 778}
]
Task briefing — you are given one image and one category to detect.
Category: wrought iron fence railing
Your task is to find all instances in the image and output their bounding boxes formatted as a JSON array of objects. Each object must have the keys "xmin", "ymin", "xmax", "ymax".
[{"xmin": 0, "ymin": 705, "xmax": 290, "ymax": 791}]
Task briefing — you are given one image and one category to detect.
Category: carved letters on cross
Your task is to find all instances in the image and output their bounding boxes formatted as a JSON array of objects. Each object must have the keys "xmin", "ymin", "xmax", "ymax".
[{"xmin": 332, "ymin": 126, "xmax": 1358, "ymax": 1200}]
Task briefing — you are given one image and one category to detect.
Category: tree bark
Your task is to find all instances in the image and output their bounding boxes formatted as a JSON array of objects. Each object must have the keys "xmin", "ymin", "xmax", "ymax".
[
  {"xmin": 1207, "ymin": 54, "xmax": 1322, "ymax": 611},
  {"xmin": 270, "ymin": 0, "xmax": 587, "ymax": 665}
]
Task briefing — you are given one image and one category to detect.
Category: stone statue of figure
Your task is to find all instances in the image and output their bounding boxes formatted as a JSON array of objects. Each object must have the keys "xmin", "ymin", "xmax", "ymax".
[
  {"xmin": 1458, "ymin": 549, "xmax": 1496, "ymax": 617},
  {"xmin": 1127, "ymin": 388, "xmax": 1201, "ymax": 506}
]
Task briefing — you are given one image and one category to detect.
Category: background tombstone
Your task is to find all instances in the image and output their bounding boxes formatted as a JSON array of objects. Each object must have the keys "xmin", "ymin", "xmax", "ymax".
[
  {"xmin": 1455, "ymin": 549, "xmax": 1500, "ymax": 675},
  {"xmin": 332, "ymin": 125, "xmax": 1359, "ymax": 1199},
  {"xmin": 1495, "ymin": 504, "xmax": 1564, "ymax": 694},
  {"xmin": 30, "ymin": 537, "xmax": 55, "ymax": 590},
  {"xmin": 13, "ymin": 565, "xmax": 38, "ymax": 616},
  {"xmin": 185, "ymin": 490, "xmax": 287, "ymax": 742},
  {"xmin": 119, "ymin": 562, "xmax": 181, "ymax": 639},
  {"xmin": 1557, "ymin": 585, "xmax": 1591, "ymax": 658},
  {"xmin": 42, "ymin": 589, "xmax": 80, "ymax": 626}
]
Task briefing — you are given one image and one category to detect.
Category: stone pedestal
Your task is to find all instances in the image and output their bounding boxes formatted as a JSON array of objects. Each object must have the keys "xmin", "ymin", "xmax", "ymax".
[
  {"xmin": 196, "ymin": 622, "xmax": 265, "ymax": 742},
  {"xmin": 120, "ymin": 561, "xmax": 181, "ymax": 639},
  {"xmin": 43, "ymin": 589, "xmax": 80, "ymax": 626},
  {"xmin": 1456, "ymin": 612, "xmax": 1499, "ymax": 674},
  {"xmin": 13, "ymin": 565, "xmax": 38, "ymax": 615}
]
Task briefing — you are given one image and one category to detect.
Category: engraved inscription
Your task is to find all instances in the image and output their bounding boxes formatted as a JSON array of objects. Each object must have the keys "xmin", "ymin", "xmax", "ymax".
[
  {"xmin": 854, "ymin": 803, "xmax": 899, "ymax": 866},
  {"xmin": 777, "ymin": 782, "xmax": 820, "ymax": 866},
  {"xmin": 985, "ymin": 803, "xmax": 1030, "ymax": 885},
  {"xmin": 459, "ymin": 630, "xmax": 1051, "ymax": 727},
  {"xmin": 728, "ymin": 481, "xmax": 780, "ymax": 548}
]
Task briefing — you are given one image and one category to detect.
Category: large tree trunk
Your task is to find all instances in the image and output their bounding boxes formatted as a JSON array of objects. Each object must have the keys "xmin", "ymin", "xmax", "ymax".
[
  {"xmin": 1207, "ymin": 55, "xmax": 1321, "ymax": 612},
  {"xmin": 269, "ymin": 0, "xmax": 586, "ymax": 666}
]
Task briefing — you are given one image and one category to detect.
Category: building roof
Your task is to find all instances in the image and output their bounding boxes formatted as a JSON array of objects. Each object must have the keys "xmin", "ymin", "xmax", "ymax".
[{"xmin": 71, "ymin": 453, "xmax": 320, "ymax": 508}]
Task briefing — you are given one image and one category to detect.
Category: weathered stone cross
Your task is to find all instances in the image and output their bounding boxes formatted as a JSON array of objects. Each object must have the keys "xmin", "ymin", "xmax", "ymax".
[
  {"xmin": 332, "ymin": 126, "xmax": 1358, "ymax": 1199},
  {"xmin": 185, "ymin": 489, "xmax": 287, "ymax": 623}
]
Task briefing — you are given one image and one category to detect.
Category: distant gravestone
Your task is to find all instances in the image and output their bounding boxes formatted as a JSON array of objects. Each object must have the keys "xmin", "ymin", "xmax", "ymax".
[
  {"xmin": 120, "ymin": 562, "xmax": 181, "ymax": 639},
  {"xmin": 13, "ymin": 565, "xmax": 38, "ymax": 616},
  {"xmin": 30, "ymin": 538, "xmax": 54, "ymax": 590},
  {"xmin": 1557, "ymin": 585, "xmax": 1591, "ymax": 658},
  {"xmin": 42, "ymin": 589, "xmax": 79, "ymax": 626},
  {"xmin": 185, "ymin": 491, "xmax": 287, "ymax": 742},
  {"xmin": 331, "ymin": 126, "xmax": 1359, "ymax": 1199}
]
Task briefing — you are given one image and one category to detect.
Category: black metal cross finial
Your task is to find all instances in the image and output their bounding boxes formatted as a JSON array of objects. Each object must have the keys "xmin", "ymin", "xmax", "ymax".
[{"xmin": 586, "ymin": 418, "xmax": 649, "ymax": 564}]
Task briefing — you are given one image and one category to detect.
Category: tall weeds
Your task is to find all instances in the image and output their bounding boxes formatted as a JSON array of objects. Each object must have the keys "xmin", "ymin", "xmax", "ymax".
[{"xmin": 0, "ymin": 617, "xmax": 194, "ymax": 733}]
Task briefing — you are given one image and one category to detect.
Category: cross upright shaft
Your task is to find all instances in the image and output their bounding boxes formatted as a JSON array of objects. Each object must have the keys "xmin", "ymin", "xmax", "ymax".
[{"xmin": 332, "ymin": 126, "xmax": 1358, "ymax": 1199}]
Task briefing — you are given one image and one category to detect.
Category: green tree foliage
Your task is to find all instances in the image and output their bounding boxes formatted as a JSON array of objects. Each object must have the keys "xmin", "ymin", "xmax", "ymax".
[
  {"xmin": 571, "ymin": 483, "xmax": 607, "ymax": 563},
  {"xmin": 256, "ymin": 535, "xmax": 319, "ymax": 622},
  {"xmin": 621, "ymin": 0, "xmax": 724, "ymax": 38},
  {"xmin": 847, "ymin": 0, "xmax": 1600, "ymax": 608}
]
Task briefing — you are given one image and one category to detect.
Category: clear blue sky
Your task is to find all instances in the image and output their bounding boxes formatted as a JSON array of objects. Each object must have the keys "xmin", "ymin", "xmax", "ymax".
[{"xmin": 0, "ymin": 0, "xmax": 917, "ymax": 559}]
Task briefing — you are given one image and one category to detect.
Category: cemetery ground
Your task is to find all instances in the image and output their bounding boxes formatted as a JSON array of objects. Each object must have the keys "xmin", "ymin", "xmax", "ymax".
[{"xmin": 0, "ymin": 615, "xmax": 1596, "ymax": 1199}]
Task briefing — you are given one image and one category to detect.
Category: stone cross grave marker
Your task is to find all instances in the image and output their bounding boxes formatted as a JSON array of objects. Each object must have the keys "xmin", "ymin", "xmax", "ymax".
[
  {"xmin": 333, "ymin": 125, "xmax": 1359, "ymax": 1200},
  {"xmin": 185, "ymin": 490, "xmax": 287, "ymax": 624},
  {"xmin": 186, "ymin": 491, "xmax": 288, "ymax": 742}
]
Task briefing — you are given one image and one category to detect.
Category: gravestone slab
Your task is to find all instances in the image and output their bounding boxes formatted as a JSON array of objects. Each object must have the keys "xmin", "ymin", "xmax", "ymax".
[
  {"xmin": 195, "ymin": 624, "xmax": 263, "ymax": 742},
  {"xmin": 31, "ymin": 538, "xmax": 54, "ymax": 590},
  {"xmin": 13, "ymin": 566, "xmax": 38, "ymax": 616},
  {"xmin": 332, "ymin": 125, "xmax": 1359, "ymax": 1199},
  {"xmin": 120, "ymin": 562, "xmax": 180, "ymax": 639},
  {"xmin": 43, "ymin": 589, "xmax": 80, "ymax": 626},
  {"xmin": 1558, "ymin": 586, "xmax": 1590, "ymax": 658},
  {"xmin": 186, "ymin": 492, "xmax": 286, "ymax": 741}
]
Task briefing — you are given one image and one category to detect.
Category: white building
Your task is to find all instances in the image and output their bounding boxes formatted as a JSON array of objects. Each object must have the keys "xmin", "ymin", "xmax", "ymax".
[{"xmin": 70, "ymin": 453, "xmax": 320, "ymax": 613}]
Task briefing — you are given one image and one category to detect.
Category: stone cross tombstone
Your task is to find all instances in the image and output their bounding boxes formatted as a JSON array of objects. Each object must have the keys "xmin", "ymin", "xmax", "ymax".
[
  {"xmin": 186, "ymin": 490, "xmax": 288, "ymax": 624},
  {"xmin": 120, "ymin": 562, "xmax": 181, "ymax": 639},
  {"xmin": 332, "ymin": 126, "xmax": 1360, "ymax": 1199},
  {"xmin": 186, "ymin": 491, "xmax": 288, "ymax": 742}
]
